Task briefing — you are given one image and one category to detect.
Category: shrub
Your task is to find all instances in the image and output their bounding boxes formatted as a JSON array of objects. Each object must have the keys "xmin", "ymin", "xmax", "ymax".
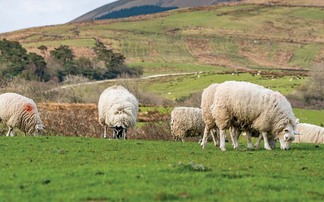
[{"xmin": 288, "ymin": 63, "xmax": 324, "ymax": 109}]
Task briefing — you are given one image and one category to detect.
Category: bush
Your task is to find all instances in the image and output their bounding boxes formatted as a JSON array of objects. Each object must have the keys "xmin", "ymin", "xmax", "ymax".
[{"xmin": 288, "ymin": 63, "xmax": 324, "ymax": 109}]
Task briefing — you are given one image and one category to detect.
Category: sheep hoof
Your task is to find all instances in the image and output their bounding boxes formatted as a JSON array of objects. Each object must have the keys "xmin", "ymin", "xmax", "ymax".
[
  {"xmin": 247, "ymin": 144, "xmax": 254, "ymax": 150},
  {"xmin": 220, "ymin": 147, "xmax": 226, "ymax": 151},
  {"xmin": 233, "ymin": 145, "xmax": 239, "ymax": 149},
  {"xmin": 265, "ymin": 146, "xmax": 272, "ymax": 150}
]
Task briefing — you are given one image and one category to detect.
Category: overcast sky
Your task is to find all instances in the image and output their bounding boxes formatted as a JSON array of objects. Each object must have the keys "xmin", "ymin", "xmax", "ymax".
[{"xmin": 0, "ymin": 0, "xmax": 117, "ymax": 34}]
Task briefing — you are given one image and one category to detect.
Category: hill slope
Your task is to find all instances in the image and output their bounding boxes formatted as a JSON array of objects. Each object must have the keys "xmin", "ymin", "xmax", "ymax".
[
  {"xmin": 71, "ymin": 0, "xmax": 240, "ymax": 22},
  {"xmin": 1, "ymin": 2, "xmax": 323, "ymax": 75}
]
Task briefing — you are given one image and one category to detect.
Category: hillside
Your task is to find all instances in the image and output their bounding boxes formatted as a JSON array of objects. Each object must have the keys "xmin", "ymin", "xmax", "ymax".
[
  {"xmin": 71, "ymin": 0, "xmax": 240, "ymax": 22},
  {"xmin": 1, "ymin": 2, "xmax": 323, "ymax": 75}
]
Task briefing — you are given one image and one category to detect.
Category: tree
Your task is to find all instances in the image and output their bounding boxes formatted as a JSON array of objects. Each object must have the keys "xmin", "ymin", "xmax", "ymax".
[
  {"xmin": 50, "ymin": 45, "xmax": 78, "ymax": 81},
  {"xmin": 0, "ymin": 39, "xmax": 29, "ymax": 77},
  {"xmin": 25, "ymin": 52, "xmax": 50, "ymax": 81},
  {"xmin": 38, "ymin": 45, "xmax": 48, "ymax": 57},
  {"xmin": 50, "ymin": 45, "xmax": 75, "ymax": 64}
]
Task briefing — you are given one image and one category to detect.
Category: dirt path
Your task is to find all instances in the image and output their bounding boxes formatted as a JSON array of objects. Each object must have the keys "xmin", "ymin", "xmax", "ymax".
[{"xmin": 46, "ymin": 72, "xmax": 204, "ymax": 92}]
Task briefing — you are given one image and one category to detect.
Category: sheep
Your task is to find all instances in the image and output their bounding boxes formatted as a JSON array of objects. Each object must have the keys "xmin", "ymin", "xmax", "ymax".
[
  {"xmin": 206, "ymin": 81, "xmax": 298, "ymax": 151},
  {"xmin": 98, "ymin": 85, "xmax": 138, "ymax": 139},
  {"xmin": 0, "ymin": 92, "xmax": 44, "ymax": 136},
  {"xmin": 170, "ymin": 107, "xmax": 208, "ymax": 142},
  {"xmin": 200, "ymin": 83, "xmax": 220, "ymax": 147},
  {"xmin": 294, "ymin": 123, "xmax": 324, "ymax": 144},
  {"xmin": 200, "ymin": 83, "xmax": 259, "ymax": 149}
]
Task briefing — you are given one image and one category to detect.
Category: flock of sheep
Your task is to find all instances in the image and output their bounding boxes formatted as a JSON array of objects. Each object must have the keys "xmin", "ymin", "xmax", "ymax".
[
  {"xmin": 0, "ymin": 81, "xmax": 323, "ymax": 150},
  {"xmin": 170, "ymin": 81, "xmax": 324, "ymax": 150}
]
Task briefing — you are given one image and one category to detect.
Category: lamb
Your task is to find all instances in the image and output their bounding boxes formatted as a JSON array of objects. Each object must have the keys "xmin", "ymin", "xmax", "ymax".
[
  {"xmin": 170, "ymin": 107, "xmax": 207, "ymax": 142},
  {"xmin": 0, "ymin": 93, "xmax": 44, "ymax": 136},
  {"xmin": 203, "ymin": 81, "xmax": 298, "ymax": 151},
  {"xmin": 98, "ymin": 85, "xmax": 138, "ymax": 139},
  {"xmin": 294, "ymin": 123, "xmax": 324, "ymax": 144}
]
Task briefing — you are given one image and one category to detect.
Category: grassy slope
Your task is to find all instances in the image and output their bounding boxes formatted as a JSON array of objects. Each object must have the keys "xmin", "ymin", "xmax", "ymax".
[
  {"xmin": 0, "ymin": 136, "xmax": 323, "ymax": 201},
  {"xmin": 141, "ymin": 73, "xmax": 305, "ymax": 100},
  {"xmin": 2, "ymin": 4, "xmax": 323, "ymax": 74}
]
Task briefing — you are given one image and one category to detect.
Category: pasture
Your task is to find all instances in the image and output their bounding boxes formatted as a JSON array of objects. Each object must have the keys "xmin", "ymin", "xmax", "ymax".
[{"xmin": 0, "ymin": 136, "xmax": 323, "ymax": 201}]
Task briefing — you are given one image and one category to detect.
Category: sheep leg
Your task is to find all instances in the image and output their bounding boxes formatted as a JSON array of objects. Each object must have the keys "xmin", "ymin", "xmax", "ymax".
[
  {"xmin": 229, "ymin": 127, "xmax": 239, "ymax": 149},
  {"xmin": 219, "ymin": 129, "xmax": 227, "ymax": 151},
  {"xmin": 262, "ymin": 132, "xmax": 272, "ymax": 150},
  {"xmin": 210, "ymin": 129, "xmax": 219, "ymax": 147},
  {"xmin": 103, "ymin": 125, "xmax": 108, "ymax": 139},
  {"xmin": 246, "ymin": 131, "xmax": 254, "ymax": 149},
  {"xmin": 254, "ymin": 134, "xmax": 263, "ymax": 149},
  {"xmin": 6, "ymin": 126, "xmax": 14, "ymax": 137},
  {"xmin": 201, "ymin": 126, "xmax": 210, "ymax": 149}
]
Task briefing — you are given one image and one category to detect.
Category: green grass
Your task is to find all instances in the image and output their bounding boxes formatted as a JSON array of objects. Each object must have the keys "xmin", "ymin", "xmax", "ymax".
[
  {"xmin": 294, "ymin": 108, "xmax": 324, "ymax": 126},
  {"xmin": 143, "ymin": 73, "xmax": 305, "ymax": 100},
  {"xmin": 0, "ymin": 136, "xmax": 323, "ymax": 201},
  {"xmin": 129, "ymin": 62, "xmax": 228, "ymax": 75}
]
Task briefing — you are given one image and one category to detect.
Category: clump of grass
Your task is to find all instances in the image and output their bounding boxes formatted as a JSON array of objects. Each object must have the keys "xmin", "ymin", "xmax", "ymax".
[{"xmin": 171, "ymin": 162, "xmax": 211, "ymax": 172}]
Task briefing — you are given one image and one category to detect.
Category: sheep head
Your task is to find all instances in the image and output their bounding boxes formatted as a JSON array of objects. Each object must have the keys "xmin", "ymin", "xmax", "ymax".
[
  {"xmin": 112, "ymin": 125, "xmax": 127, "ymax": 139},
  {"xmin": 277, "ymin": 124, "xmax": 297, "ymax": 150}
]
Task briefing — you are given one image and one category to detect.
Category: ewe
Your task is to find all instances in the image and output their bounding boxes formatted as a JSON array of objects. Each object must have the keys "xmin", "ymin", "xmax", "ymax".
[
  {"xmin": 294, "ymin": 123, "xmax": 324, "ymax": 144},
  {"xmin": 0, "ymin": 93, "xmax": 44, "ymax": 136},
  {"xmin": 98, "ymin": 85, "xmax": 138, "ymax": 139},
  {"xmin": 201, "ymin": 83, "xmax": 271, "ymax": 150},
  {"xmin": 170, "ymin": 107, "xmax": 206, "ymax": 141},
  {"xmin": 202, "ymin": 81, "xmax": 298, "ymax": 151}
]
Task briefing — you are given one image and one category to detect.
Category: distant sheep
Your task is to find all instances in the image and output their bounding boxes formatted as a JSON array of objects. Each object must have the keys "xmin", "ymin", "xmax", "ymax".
[
  {"xmin": 207, "ymin": 81, "xmax": 298, "ymax": 151},
  {"xmin": 0, "ymin": 93, "xmax": 44, "ymax": 136},
  {"xmin": 98, "ymin": 85, "xmax": 138, "ymax": 139},
  {"xmin": 294, "ymin": 123, "xmax": 324, "ymax": 144},
  {"xmin": 170, "ymin": 107, "xmax": 206, "ymax": 142}
]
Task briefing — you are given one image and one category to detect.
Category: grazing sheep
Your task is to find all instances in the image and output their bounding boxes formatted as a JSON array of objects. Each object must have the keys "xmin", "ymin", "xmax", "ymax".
[
  {"xmin": 0, "ymin": 93, "xmax": 44, "ymax": 136},
  {"xmin": 200, "ymin": 83, "xmax": 258, "ymax": 149},
  {"xmin": 200, "ymin": 83, "xmax": 220, "ymax": 147},
  {"xmin": 206, "ymin": 81, "xmax": 298, "ymax": 151},
  {"xmin": 98, "ymin": 85, "xmax": 138, "ymax": 139},
  {"xmin": 170, "ymin": 107, "xmax": 206, "ymax": 142},
  {"xmin": 294, "ymin": 123, "xmax": 324, "ymax": 144}
]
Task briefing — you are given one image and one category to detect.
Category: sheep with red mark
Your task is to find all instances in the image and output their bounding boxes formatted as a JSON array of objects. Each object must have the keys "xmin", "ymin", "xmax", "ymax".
[{"xmin": 0, "ymin": 93, "xmax": 44, "ymax": 136}]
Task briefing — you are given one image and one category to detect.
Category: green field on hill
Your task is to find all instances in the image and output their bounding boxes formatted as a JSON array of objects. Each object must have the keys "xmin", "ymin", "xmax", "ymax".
[
  {"xmin": 2, "ymin": 3, "xmax": 323, "ymax": 74},
  {"xmin": 0, "ymin": 136, "xmax": 323, "ymax": 201}
]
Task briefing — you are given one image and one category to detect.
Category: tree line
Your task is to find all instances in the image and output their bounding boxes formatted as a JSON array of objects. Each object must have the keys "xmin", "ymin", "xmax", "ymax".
[
  {"xmin": 0, "ymin": 39, "xmax": 143, "ymax": 82},
  {"xmin": 95, "ymin": 5, "xmax": 178, "ymax": 20}
]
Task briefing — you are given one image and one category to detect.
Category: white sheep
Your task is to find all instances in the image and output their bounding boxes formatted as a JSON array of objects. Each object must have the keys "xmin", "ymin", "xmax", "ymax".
[
  {"xmin": 204, "ymin": 81, "xmax": 298, "ymax": 151},
  {"xmin": 294, "ymin": 123, "xmax": 324, "ymax": 144},
  {"xmin": 200, "ymin": 83, "xmax": 220, "ymax": 147},
  {"xmin": 170, "ymin": 107, "xmax": 206, "ymax": 142},
  {"xmin": 201, "ymin": 83, "xmax": 260, "ymax": 149},
  {"xmin": 0, "ymin": 93, "xmax": 44, "ymax": 136},
  {"xmin": 98, "ymin": 85, "xmax": 138, "ymax": 139}
]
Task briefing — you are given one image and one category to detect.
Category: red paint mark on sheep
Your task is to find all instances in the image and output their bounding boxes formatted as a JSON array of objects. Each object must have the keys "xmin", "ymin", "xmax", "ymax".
[{"xmin": 24, "ymin": 103, "xmax": 34, "ymax": 113}]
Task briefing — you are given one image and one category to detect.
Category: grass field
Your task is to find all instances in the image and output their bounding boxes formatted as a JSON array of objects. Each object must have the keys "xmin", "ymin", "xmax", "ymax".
[
  {"xmin": 141, "ymin": 72, "xmax": 305, "ymax": 100},
  {"xmin": 0, "ymin": 136, "xmax": 323, "ymax": 201}
]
